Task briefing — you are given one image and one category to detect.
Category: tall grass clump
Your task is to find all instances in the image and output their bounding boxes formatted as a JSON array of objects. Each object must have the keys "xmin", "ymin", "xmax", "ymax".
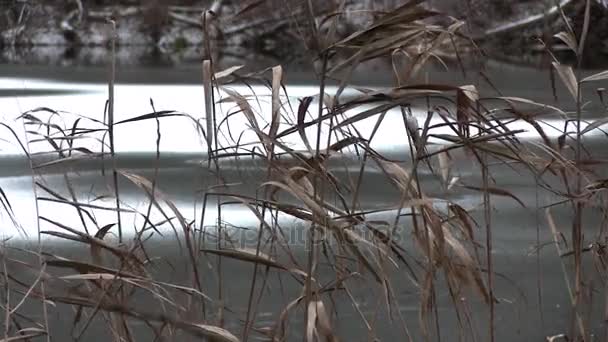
[{"xmin": 1, "ymin": 0, "xmax": 608, "ymax": 341}]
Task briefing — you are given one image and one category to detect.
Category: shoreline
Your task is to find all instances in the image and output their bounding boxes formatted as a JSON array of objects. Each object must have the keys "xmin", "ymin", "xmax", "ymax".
[{"xmin": 2, "ymin": 2, "xmax": 608, "ymax": 69}]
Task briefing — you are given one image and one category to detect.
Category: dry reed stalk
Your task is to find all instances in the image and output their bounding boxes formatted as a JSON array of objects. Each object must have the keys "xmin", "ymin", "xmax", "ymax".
[
  {"xmin": 105, "ymin": 19, "xmax": 122, "ymax": 244},
  {"xmin": 5, "ymin": 1, "xmax": 608, "ymax": 341}
]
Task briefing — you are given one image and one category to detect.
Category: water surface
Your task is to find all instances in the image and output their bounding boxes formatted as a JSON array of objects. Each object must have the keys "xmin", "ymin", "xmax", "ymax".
[{"xmin": 0, "ymin": 61, "xmax": 606, "ymax": 341}]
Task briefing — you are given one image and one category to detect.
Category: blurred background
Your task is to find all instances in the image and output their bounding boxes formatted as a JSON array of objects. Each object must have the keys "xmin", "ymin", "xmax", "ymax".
[{"xmin": 1, "ymin": 0, "xmax": 608, "ymax": 69}]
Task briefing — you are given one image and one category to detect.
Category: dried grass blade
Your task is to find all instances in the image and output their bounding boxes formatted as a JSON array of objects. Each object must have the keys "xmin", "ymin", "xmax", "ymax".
[
  {"xmin": 330, "ymin": 0, "xmax": 432, "ymax": 48},
  {"xmin": 261, "ymin": 180, "xmax": 327, "ymax": 219},
  {"xmin": 314, "ymin": 300, "xmax": 336, "ymax": 342},
  {"xmin": 306, "ymin": 300, "xmax": 317, "ymax": 342},
  {"xmin": 581, "ymin": 70, "xmax": 608, "ymax": 83},
  {"xmin": 0, "ymin": 330, "xmax": 47, "ymax": 341},
  {"xmin": 39, "ymin": 218, "xmax": 144, "ymax": 268},
  {"xmin": 114, "ymin": 110, "xmax": 179, "ymax": 125},
  {"xmin": 456, "ymin": 85, "xmax": 478, "ymax": 138},
  {"xmin": 272, "ymin": 296, "xmax": 303, "ymax": 340},
  {"xmin": 200, "ymin": 248, "xmax": 308, "ymax": 278},
  {"xmin": 297, "ymin": 96, "xmax": 314, "ymax": 151},
  {"xmin": 545, "ymin": 208, "xmax": 586, "ymax": 335},
  {"xmin": 46, "ymin": 259, "xmax": 139, "ymax": 278},
  {"xmin": 188, "ymin": 324, "xmax": 240, "ymax": 342},
  {"xmin": 215, "ymin": 65, "xmax": 244, "ymax": 80},
  {"xmin": 119, "ymin": 171, "xmax": 202, "ymax": 291},
  {"xmin": 438, "ymin": 151, "xmax": 450, "ymax": 184},
  {"xmin": 406, "ymin": 21, "xmax": 464, "ymax": 79},
  {"xmin": 580, "ymin": 117, "xmax": 608, "ymax": 135},
  {"xmin": 203, "ymin": 60, "xmax": 214, "ymax": 149},
  {"xmin": 577, "ymin": 0, "xmax": 591, "ymax": 58},
  {"xmin": 442, "ymin": 226, "xmax": 491, "ymax": 304},
  {"xmin": 552, "ymin": 62, "xmax": 578, "ymax": 100},
  {"xmin": 462, "ymin": 185, "xmax": 526, "ymax": 207},
  {"xmin": 222, "ymin": 87, "xmax": 260, "ymax": 132},
  {"xmin": 554, "ymin": 31, "xmax": 578, "ymax": 53},
  {"xmin": 47, "ymin": 294, "xmax": 238, "ymax": 342},
  {"xmin": 334, "ymin": 102, "xmax": 403, "ymax": 130},
  {"xmin": 269, "ymin": 65, "xmax": 283, "ymax": 150},
  {"xmin": 498, "ymin": 96, "xmax": 566, "ymax": 116}
]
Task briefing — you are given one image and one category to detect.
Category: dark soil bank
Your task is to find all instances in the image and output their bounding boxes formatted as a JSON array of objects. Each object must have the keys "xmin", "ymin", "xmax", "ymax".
[{"xmin": 1, "ymin": 0, "xmax": 608, "ymax": 67}]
